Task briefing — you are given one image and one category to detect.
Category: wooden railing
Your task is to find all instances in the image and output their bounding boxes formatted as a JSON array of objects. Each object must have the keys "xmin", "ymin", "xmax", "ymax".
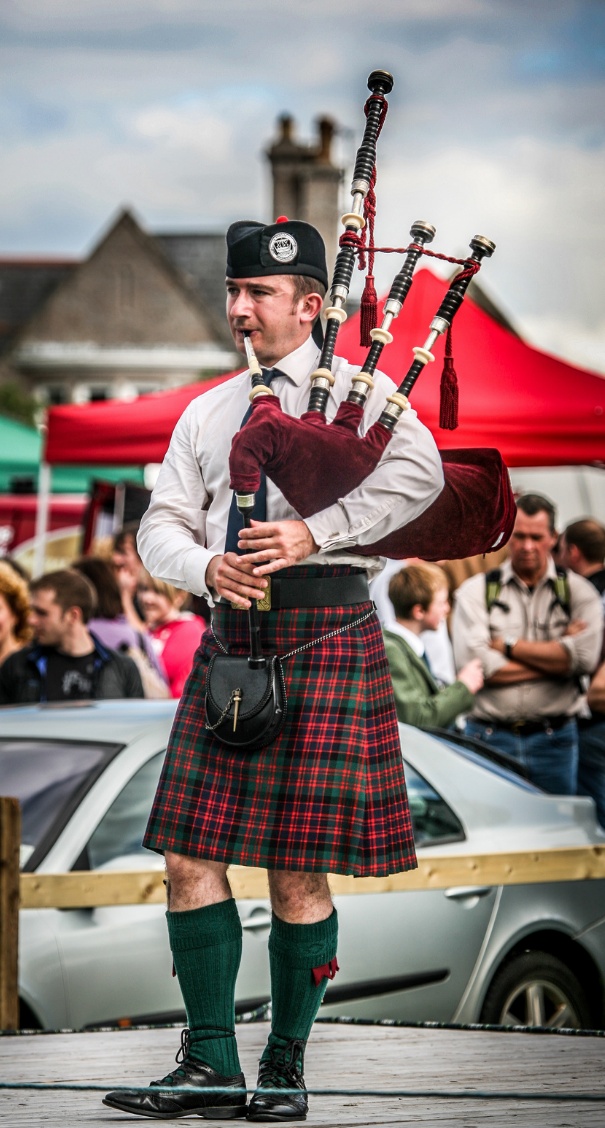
[{"xmin": 2, "ymin": 796, "xmax": 605, "ymax": 1029}]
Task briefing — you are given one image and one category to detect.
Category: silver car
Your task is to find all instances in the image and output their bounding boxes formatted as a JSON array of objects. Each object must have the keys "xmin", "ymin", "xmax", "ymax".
[{"xmin": 4, "ymin": 700, "xmax": 605, "ymax": 1031}]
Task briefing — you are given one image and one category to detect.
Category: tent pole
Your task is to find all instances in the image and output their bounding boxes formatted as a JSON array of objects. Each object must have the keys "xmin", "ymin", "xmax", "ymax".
[{"xmin": 33, "ymin": 461, "xmax": 51, "ymax": 578}]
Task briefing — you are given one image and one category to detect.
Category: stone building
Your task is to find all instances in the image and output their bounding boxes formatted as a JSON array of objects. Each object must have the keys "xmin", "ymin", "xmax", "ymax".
[
  {"xmin": 0, "ymin": 111, "xmax": 346, "ymax": 407},
  {"xmin": 0, "ymin": 210, "xmax": 237, "ymax": 405}
]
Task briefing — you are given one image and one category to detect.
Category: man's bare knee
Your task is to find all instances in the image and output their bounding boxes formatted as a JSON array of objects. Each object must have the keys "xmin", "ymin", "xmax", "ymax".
[
  {"xmin": 268, "ymin": 870, "xmax": 333, "ymax": 924},
  {"xmin": 165, "ymin": 852, "xmax": 231, "ymax": 911}
]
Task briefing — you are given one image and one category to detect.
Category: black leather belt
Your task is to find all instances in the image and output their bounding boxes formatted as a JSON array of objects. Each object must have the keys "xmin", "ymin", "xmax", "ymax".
[
  {"xmin": 496, "ymin": 715, "xmax": 574, "ymax": 736},
  {"xmin": 229, "ymin": 572, "xmax": 370, "ymax": 611}
]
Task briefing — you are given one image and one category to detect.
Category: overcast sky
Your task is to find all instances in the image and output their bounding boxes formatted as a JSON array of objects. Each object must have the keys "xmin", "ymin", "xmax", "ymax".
[{"xmin": 1, "ymin": 0, "xmax": 604, "ymax": 373}]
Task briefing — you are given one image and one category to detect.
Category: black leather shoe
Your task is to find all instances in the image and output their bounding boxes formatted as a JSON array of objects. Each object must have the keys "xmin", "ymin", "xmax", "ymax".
[
  {"xmin": 103, "ymin": 1029, "xmax": 247, "ymax": 1120},
  {"xmin": 246, "ymin": 1039, "xmax": 308, "ymax": 1122}
]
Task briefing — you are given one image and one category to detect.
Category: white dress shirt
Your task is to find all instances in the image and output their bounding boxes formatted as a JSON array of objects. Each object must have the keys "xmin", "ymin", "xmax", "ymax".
[{"xmin": 138, "ymin": 334, "xmax": 444, "ymax": 602}]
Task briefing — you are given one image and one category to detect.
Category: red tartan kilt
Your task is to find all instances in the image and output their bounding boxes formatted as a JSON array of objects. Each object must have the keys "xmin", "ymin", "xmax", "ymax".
[{"xmin": 144, "ymin": 567, "xmax": 417, "ymax": 877}]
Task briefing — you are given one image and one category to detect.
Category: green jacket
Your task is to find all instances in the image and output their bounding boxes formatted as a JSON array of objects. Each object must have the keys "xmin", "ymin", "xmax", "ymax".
[{"xmin": 383, "ymin": 628, "xmax": 473, "ymax": 730}]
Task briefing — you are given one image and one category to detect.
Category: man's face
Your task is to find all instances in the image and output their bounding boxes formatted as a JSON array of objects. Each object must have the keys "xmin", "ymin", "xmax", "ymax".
[
  {"xmin": 226, "ymin": 276, "xmax": 315, "ymax": 367},
  {"xmin": 29, "ymin": 588, "xmax": 71, "ymax": 648},
  {"xmin": 509, "ymin": 509, "xmax": 557, "ymax": 583}
]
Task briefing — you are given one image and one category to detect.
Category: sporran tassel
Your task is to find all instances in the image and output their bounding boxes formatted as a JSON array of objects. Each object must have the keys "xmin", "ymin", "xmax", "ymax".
[{"xmin": 439, "ymin": 325, "xmax": 459, "ymax": 430}]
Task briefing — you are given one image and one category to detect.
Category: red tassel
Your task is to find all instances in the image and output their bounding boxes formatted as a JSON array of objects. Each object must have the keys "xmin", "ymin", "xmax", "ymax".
[
  {"xmin": 360, "ymin": 275, "xmax": 378, "ymax": 346},
  {"xmin": 439, "ymin": 326, "xmax": 459, "ymax": 430},
  {"xmin": 311, "ymin": 957, "xmax": 339, "ymax": 987}
]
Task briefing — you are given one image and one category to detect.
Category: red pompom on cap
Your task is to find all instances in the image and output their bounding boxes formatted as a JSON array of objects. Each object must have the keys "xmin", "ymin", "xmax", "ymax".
[{"xmin": 275, "ymin": 215, "xmax": 289, "ymax": 223}]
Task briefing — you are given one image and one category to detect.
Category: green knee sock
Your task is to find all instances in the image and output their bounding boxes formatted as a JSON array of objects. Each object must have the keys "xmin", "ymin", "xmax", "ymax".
[
  {"xmin": 166, "ymin": 898, "xmax": 242, "ymax": 1077},
  {"xmin": 264, "ymin": 909, "xmax": 338, "ymax": 1062}
]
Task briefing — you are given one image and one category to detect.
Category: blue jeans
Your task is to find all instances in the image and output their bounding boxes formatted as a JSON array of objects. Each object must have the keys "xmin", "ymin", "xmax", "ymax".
[
  {"xmin": 577, "ymin": 721, "xmax": 605, "ymax": 829},
  {"xmin": 465, "ymin": 717, "xmax": 579, "ymax": 795}
]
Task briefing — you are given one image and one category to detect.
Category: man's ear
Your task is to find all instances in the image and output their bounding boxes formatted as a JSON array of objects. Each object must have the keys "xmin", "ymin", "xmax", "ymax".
[
  {"xmin": 411, "ymin": 602, "xmax": 425, "ymax": 623},
  {"xmin": 298, "ymin": 291, "xmax": 324, "ymax": 324}
]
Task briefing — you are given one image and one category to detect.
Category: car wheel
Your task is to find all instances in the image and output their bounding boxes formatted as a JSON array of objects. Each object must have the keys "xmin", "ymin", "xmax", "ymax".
[{"xmin": 480, "ymin": 950, "xmax": 591, "ymax": 1029}]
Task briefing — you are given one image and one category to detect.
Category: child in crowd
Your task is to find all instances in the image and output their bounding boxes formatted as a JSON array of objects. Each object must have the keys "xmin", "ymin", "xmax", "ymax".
[{"xmin": 384, "ymin": 562, "xmax": 483, "ymax": 730}]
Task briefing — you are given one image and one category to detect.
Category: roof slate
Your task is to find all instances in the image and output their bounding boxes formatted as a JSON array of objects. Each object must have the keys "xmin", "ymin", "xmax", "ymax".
[{"xmin": 0, "ymin": 262, "xmax": 77, "ymax": 348}]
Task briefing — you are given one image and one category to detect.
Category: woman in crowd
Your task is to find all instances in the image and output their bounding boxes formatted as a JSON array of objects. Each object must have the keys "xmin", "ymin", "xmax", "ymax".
[
  {"xmin": 0, "ymin": 560, "xmax": 31, "ymax": 667},
  {"xmin": 137, "ymin": 572, "xmax": 206, "ymax": 698},
  {"xmin": 73, "ymin": 556, "xmax": 168, "ymax": 697}
]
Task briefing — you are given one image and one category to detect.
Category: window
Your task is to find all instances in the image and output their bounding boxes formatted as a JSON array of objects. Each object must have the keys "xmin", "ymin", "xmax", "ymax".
[
  {"xmin": 87, "ymin": 752, "xmax": 165, "ymax": 869},
  {"xmin": 403, "ymin": 760, "xmax": 465, "ymax": 846},
  {"xmin": 88, "ymin": 385, "xmax": 109, "ymax": 403},
  {"xmin": 45, "ymin": 385, "xmax": 69, "ymax": 406}
]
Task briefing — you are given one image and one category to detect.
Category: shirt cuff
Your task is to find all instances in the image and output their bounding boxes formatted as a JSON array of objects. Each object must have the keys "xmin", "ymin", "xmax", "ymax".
[
  {"xmin": 183, "ymin": 546, "xmax": 218, "ymax": 602},
  {"xmin": 304, "ymin": 506, "xmax": 357, "ymax": 552},
  {"xmin": 558, "ymin": 635, "xmax": 578, "ymax": 673},
  {"xmin": 482, "ymin": 649, "xmax": 508, "ymax": 678}
]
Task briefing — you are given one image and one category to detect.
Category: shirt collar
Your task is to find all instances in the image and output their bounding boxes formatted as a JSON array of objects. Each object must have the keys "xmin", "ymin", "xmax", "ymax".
[
  {"xmin": 387, "ymin": 620, "xmax": 425, "ymax": 658},
  {"xmin": 272, "ymin": 334, "xmax": 321, "ymax": 386},
  {"xmin": 503, "ymin": 555, "xmax": 559, "ymax": 589}
]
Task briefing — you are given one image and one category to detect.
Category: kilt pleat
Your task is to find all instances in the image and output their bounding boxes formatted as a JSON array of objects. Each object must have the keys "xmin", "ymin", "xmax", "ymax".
[{"xmin": 144, "ymin": 567, "xmax": 417, "ymax": 877}]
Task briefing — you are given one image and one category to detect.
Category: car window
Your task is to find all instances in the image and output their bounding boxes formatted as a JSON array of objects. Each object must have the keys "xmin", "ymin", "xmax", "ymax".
[
  {"xmin": 403, "ymin": 760, "xmax": 465, "ymax": 846},
  {"xmin": 0, "ymin": 739, "xmax": 122, "ymax": 868},
  {"xmin": 87, "ymin": 751, "xmax": 166, "ymax": 869}
]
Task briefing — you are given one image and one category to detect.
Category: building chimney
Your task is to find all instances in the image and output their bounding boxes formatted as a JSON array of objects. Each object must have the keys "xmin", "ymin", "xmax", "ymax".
[{"xmin": 266, "ymin": 114, "xmax": 343, "ymax": 275}]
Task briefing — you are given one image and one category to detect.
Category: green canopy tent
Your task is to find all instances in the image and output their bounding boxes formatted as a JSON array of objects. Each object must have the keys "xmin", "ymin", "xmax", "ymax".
[{"xmin": 0, "ymin": 414, "xmax": 145, "ymax": 494}]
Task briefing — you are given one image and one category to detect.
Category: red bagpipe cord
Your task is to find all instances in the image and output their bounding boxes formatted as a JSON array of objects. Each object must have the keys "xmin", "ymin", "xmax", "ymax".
[{"xmin": 360, "ymin": 163, "xmax": 378, "ymax": 346}]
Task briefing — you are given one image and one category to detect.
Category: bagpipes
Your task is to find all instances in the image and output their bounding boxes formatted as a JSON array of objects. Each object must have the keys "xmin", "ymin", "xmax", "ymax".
[{"xmin": 229, "ymin": 69, "xmax": 516, "ymax": 563}]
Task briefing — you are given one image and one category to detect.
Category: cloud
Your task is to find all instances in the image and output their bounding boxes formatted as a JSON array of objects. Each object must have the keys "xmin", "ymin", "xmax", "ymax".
[{"xmin": 0, "ymin": 0, "xmax": 603, "ymax": 372}]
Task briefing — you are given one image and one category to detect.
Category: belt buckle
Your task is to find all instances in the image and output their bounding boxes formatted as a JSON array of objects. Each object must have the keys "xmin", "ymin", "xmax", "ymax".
[
  {"xmin": 511, "ymin": 718, "xmax": 526, "ymax": 735},
  {"xmin": 256, "ymin": 576, "xmax": 271, "ymax": 612}
]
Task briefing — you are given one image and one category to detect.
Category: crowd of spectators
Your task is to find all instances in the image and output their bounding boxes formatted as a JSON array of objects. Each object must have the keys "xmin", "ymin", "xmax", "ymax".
[
  {"xmin": 0, "ymin": 520, "xmax": 204, "ymax": 705},
  {"xmin": 1, "ymin": 496, "xmax": 605, "ymax": 829},
  {"xmin": 381, "ymin": 495, "xmax": 605, "ymax": 828}
]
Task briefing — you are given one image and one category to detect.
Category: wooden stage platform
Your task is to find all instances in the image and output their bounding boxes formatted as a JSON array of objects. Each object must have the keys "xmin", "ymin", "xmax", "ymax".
[{"xmin": 1, "ymin": 1020, "xmax": 603, "ymax": 1127}]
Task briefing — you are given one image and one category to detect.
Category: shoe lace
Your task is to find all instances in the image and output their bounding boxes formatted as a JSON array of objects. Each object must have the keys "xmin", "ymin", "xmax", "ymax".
[
  {"xmin": 152, "ymin": 1028, "xmax": 191, "ymax": 1086},
  {"xmin": 258, "ymin": 1039, "xmax": 306, "ymax": 1090}
]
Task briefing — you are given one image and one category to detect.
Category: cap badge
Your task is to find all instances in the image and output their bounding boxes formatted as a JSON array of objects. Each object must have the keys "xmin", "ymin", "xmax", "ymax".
[{"xmin": 268, "ymin": 231, "xmax": 298, "ymax": 263}]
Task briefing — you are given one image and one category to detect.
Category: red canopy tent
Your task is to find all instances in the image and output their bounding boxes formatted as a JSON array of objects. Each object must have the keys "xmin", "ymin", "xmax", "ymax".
[{"xmin": 43, "ymin": 268, "xmax": 605, "ymax": 469}]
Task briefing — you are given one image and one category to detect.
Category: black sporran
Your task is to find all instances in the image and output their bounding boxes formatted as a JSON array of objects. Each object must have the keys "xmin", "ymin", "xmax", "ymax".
[{"xmin": 205, "ymin": 653, "xmax": 287, "ymax": 751}]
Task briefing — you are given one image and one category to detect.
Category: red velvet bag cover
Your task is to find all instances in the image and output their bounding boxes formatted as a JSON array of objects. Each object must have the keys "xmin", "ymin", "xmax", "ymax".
[{"xmin": 228, "ymin": 396, "xmax": 515, "ymax": 561}]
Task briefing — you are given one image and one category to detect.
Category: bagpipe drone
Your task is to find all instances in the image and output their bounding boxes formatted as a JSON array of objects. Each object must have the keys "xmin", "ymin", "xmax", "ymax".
[{"xmin": 229, "ymin": 69, "xmax": 516, "ymax": 564}]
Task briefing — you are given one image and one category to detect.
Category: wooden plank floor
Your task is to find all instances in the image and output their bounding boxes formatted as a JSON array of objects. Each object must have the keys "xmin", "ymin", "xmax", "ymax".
[{"xmin": 0, "ymin": 1021, "xmax": 603, "ymax": 1127}]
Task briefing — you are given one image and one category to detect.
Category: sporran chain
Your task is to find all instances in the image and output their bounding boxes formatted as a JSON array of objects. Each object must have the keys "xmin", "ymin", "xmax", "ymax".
[{"xmin": 210, "ymin": 607, "xmax": 375, "ymax": 663}]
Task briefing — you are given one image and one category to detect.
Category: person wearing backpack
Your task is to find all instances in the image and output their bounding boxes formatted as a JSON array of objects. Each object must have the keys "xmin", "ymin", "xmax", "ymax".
[{"xmin": 451, "ymin": 494, "xmax": 603, "ymax": 794}]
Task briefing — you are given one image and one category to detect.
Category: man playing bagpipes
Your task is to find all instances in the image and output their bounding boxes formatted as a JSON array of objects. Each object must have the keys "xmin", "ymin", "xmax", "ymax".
[
  {"xmin": 103, "ymin": 212, "xmax": 443, "ymax": 1122},
  {"xmin": 104, "ymin": 66, "xmax": 512, "ymax": 1120}
]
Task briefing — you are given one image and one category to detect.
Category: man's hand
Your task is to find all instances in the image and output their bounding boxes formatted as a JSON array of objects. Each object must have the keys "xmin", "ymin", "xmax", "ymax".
[
  {"xmin": 564, "ymin": 619, "xmax": 588, "ymax": 637},
  {"xmin": 489, "ymin": 634, "xmax": 571, "ymax": 677},
  {"xmin": 238, "ymin": 519, "xmax": 318, "ymax": 575},
  {"xmin": 205, "ymin": 553, "xmax": 269, "ymax": 609}
]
